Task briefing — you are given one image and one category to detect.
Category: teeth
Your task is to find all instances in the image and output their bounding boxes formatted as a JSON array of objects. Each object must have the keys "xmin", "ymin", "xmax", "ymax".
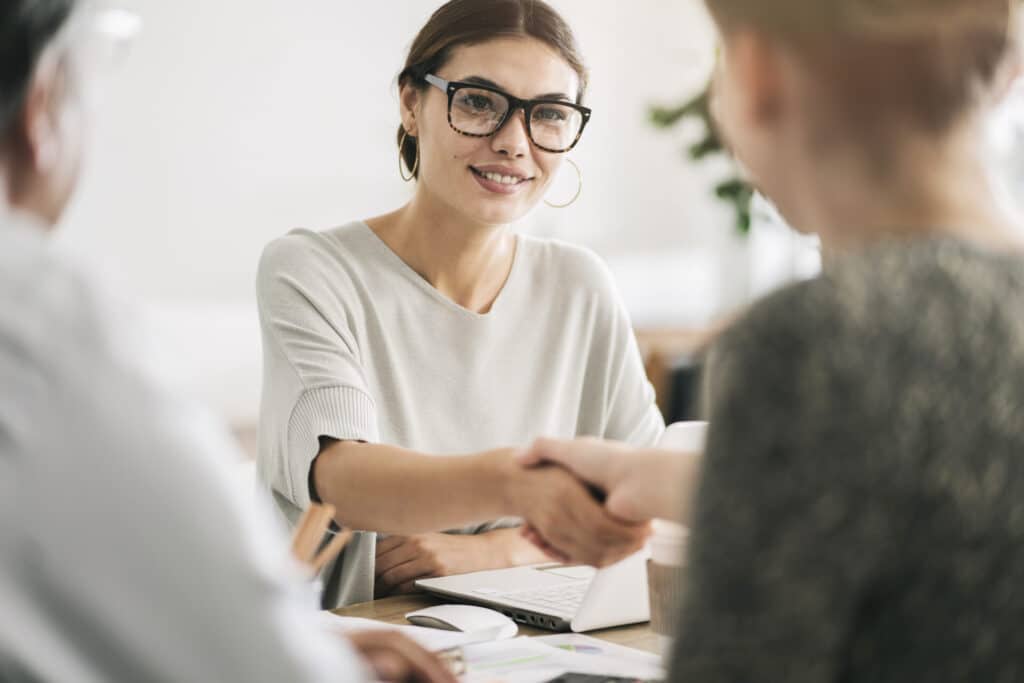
[{"xmin": 479, "ymin": 170, "xmax": 522, "ymax": 185}]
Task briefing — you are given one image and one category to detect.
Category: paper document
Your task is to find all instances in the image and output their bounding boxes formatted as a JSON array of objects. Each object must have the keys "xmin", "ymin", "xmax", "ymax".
[
  {"xmin": 321, "ymin": 613, "xmax": 665, "ymax": 682},
  {"xmin": 461, "ymin": 636, "xmax": 664, "ymax": 683},
  {"xmin": 319, "ymin": 613, "xmax": 481, "ymax": 651},
  {"xmin": 532, "ymin": 634, "xmax": 664, "ymax": 679}
]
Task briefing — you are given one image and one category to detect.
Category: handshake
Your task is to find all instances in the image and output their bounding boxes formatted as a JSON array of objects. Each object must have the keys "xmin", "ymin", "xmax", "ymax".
[{"xmin": 507, "ymin": 424, "xmax": 705, "ymax": 568}]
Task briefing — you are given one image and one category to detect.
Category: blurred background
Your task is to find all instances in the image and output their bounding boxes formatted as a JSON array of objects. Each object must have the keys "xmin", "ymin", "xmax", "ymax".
[{"xmin": 54, "ymin": 0, "xmax": 1024, "ymax": 448}]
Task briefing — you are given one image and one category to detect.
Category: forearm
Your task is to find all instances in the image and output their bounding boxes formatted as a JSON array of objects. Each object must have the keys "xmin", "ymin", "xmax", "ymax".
[{"xmin": 313, "ymin": 441, "xmax": 516, "ymax": 534}]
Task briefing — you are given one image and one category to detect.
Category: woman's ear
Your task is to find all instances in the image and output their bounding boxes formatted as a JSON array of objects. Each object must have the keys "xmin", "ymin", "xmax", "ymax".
[
  {"xmin": 17, "ymin": 54, "xmax": 64, "ymax": 173},
  {"xmin": 728, "ymin": 28, "xmax": 786, "ymax": 126},
  {"xmin": 399, "ymin": 82, "xmax": 422, "ymax": 137},
  {"xmin": 992, "ymin": 45, "xmax": 1022, "ymax": 106}
]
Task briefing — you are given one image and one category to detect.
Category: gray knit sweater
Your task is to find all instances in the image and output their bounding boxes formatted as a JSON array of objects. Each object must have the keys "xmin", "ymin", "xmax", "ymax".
[{"xmin": 671, "ymin": 238, "xmax": 1024, "ymax": 682}]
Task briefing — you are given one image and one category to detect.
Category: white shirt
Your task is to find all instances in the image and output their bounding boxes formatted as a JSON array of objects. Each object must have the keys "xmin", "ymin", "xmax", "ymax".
[
  {"xmin": 257, "ymin": 222, "xmax": 665, "ymax": 607},
  {"xmin": 0, "ymin": 216, "xmax": 366, "ymax": 682}
]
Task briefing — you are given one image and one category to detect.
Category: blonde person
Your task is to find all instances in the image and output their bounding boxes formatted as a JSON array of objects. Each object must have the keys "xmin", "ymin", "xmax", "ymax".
[
  {"xmin": 523, "ymin": 0, "xmax": 1024, "ymax": 679},
  {"xmin": 257, "ymin": 0, "xmax": 663, "ymax": 608}
]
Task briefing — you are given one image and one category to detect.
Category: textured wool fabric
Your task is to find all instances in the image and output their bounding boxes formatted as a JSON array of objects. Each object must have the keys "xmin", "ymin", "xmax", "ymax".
[{"xmin": 672, "ymin": 238, "xmax": 1024, "ymax": 682}]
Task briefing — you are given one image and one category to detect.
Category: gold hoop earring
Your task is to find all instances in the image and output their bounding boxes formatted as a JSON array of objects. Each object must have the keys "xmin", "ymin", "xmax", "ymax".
[
  {"xmin": 544, "ymin": 158, "xmax": 582, "ymax": 209},
  {"xmin": 398, "ymin": 130, "xmax": 420, "ymax": 182}
]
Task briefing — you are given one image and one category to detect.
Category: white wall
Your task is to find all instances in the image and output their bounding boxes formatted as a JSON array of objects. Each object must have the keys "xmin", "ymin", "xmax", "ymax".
[
  {"xmin": 59, "ymin": 0, "xmax": 741, "ymax": 302},
  {"xmin": 55, "ymin": 0, "xmax": 777, "ymax": 426}
]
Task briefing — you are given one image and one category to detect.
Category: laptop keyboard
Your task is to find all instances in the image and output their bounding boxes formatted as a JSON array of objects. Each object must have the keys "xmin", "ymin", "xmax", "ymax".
[{"xmin": 502, "ymin": 581, "xmax": 589, "ymax": 615}]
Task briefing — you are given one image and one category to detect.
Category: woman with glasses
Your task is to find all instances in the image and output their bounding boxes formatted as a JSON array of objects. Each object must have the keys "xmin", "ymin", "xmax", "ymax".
[{"xmin": 256, "ymin": 0, "xmax": 664, "ymax": 608}]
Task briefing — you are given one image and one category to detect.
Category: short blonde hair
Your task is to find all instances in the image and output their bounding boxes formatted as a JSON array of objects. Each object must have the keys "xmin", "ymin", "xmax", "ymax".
[
  {"xmin": 707, "ymin": 0, "xmax": 1016, "ymax": 38},
  {"xmin": 707, "ymin": 0, "xmax": 1019, "ymax": 134}
]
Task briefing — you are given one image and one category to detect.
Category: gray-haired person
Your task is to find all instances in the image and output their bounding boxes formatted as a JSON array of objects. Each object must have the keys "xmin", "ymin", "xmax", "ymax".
[{"xmin": 0, "ymin": 2, "xmax": 452, "ymax": 681}]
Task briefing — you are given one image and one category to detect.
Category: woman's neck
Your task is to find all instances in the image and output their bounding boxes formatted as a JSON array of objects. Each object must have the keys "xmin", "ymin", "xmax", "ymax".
[
  {"xmin": 367, "ymin": 187, "xmax": 518, "ymax": 314},
  {"xmin": 785, "ymin": 123, "xmax": 1024, "ymax": 259}
]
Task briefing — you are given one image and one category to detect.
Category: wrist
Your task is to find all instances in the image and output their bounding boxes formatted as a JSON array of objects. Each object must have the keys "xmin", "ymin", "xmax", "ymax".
[
  {"xmin": 482, "ymin": 528, "xmax": 514, "ymax": 567},
  {"xmin": 483, "ymin": 527, "xmax": 539, "ymax": 567},
  {"xmin": 482, "ymin": 448, "xmax": 522, "ymax": 518}
]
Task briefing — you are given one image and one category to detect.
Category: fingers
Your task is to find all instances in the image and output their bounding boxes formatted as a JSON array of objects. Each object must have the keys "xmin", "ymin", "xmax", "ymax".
[
  {"xmin": 349, "ymin": 631, "xmax": 457, "ymax": 683},
  {"xmin": 375, "ymin": 537, "xmax": 419, "ymax": 576},
  {"xmin": 376, "ymin": 557, "xmax": 431, "ymax": 595},
  {"xmin": 517, "ymin": 437, "xmax": 571, "ymax": 469},
  {"xmin": 382, "ymin": 634, "xmax": 458, "ymax": 683},
  {"xmin": 516, "ymin": 438, "xmax": 552, "ymax": 467},
  {"xmin": 395, "ymin": 579, "xmax": 423, "ymax": 594},
  {"xmin": 518, "ymin": 437, "xmax": 619, "ymax": 494},
  {"xmin": 606, "ymin": 488, "xmax": 646, "ymax": 524},
  {"xmin": 520, "ymin": 525, "xmax": 570, "ymax": 563},
  {"xmin": 581, "ymin": 506, "xmax": 650, "ymax": 567},
  {"xmin": 519, "ymin": 524, "xmax": 542, "ymax": 548},
  {"xmin": 376, "ymin": 534, "xmax": 409, "ymax": 556},
  {"xmin": 532, "ymin": 474, "xmax": 649, "ymax": 567}
]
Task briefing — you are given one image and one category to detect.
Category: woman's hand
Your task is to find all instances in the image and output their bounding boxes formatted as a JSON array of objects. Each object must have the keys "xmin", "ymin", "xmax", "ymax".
[
  {"xmin": 499, "ymin": 452, "xmax": 652, "ymax": 568},
  {"xmin": 374, "ymin": 527, "xmax": 549, "ymax": 597},
  {"xmin": 346, "ymin": 630, "xmax": 457, "ymax": 683},
  {"xmin": 518, "ymin": 437, "xmax": 700, "ymax": 526}
]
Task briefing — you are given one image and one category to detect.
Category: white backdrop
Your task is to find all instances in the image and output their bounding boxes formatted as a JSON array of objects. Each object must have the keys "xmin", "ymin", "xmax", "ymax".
[
  {"xmin": 59, "ymin": 1, "xmax": 746, "ymax": 304},
  {"xmin": 54, "ymin": 1, "xmax": 790, "ymax": 427}
]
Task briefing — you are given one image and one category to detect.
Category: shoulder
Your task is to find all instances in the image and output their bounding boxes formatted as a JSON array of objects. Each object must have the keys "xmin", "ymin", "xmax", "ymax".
[
  {"xmin": 719, "ymin": 275, "xmax": 842, "ymax": 358},
  {"xmin": 519, "ymin": 235, "xmax": 619, "ymax": 299},
  {"xmin": 0, "ymin": 227, "xmax": 235, "ymax": 473},
  {"xmin": 718, "ymin": 239, "xmax": 966, "ymax": 356},
  {"xmin": 256, "ymin": 222, "xmax": 387, "ymax": 308},
  {"xmin": 710, "ymin": 239, "xmax": 1014, "ymax": 409},
  {"xmin": 706, "ymin": 264, "xmax": 881, "ymax": 426},
  {"xmin": 729, "ymin": 239, "xmax": 1017, "ymax": 352},
  {"xmin": 258, "ymin": 222, "xmax": 375, "ymax": 278},
  {"xmin": 0, "ymin": 225, "xmax": 114, "ymax": 372}
]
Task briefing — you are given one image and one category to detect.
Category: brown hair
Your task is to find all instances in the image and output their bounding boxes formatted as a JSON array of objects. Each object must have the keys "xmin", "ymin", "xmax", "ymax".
[
  {"xmin": 396, "ymin": 0, "xmax": 589, "ymax": 179},
  {"xmin": 705, "ymin": 0, "xmax": 1018, "ymax": 136}
]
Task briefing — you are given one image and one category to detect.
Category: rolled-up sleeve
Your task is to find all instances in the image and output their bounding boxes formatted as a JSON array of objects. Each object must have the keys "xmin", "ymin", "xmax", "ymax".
[{"xmin": 256, "ymin": 235, "xmax": 379, "ymax": 512}]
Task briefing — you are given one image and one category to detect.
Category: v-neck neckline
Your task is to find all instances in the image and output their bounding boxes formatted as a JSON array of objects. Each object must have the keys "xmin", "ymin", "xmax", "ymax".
[{"xmin": 355, "ymin": 221, "xmax": 525, "ymax": 319}]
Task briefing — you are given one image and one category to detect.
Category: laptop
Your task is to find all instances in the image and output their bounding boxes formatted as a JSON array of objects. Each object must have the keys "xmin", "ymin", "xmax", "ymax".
[
  {"xmin": 414, "ymin": 550, "xmax": 649, "ymax": 632},
  {"xmin": 415, "ymin": 422, "xmax": 704, "ymax": 632}
]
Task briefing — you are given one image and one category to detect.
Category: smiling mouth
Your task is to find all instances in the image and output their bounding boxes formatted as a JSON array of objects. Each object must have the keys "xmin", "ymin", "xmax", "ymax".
[{"xmin": 470, "ymin": 166, "xmax": 534, "ymax": 186}]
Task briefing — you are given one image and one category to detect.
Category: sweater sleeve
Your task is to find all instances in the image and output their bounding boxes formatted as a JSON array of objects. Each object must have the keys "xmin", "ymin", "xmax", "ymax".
[
  {"xmin": 256, "ymin": 234, "xmax": 379, "ymax": 513},
  {"xmin": 669, "ymin": 285, "xmax": 898, "ymax": 682},
  {"xmin": 584, "ymin": 256, "xmax": 664, "ymax": 447}
]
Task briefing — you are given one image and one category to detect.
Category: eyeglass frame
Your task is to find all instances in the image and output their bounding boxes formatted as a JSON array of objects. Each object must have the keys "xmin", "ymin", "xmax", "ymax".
[{"xmin": 423, "ymin": 73, "xmax": 592, "ymax": 154}]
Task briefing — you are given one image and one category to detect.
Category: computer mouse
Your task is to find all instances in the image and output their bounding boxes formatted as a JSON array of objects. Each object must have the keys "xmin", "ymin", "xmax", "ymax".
[{"xmin": 406, "ymin": 604, "xmax": 518, "ymax": 639}]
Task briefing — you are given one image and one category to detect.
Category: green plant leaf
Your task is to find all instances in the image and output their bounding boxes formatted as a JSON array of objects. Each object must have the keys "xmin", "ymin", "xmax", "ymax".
[{"xmin": 650, "ymin": 79, "xmax": 754, "ymax": 236}]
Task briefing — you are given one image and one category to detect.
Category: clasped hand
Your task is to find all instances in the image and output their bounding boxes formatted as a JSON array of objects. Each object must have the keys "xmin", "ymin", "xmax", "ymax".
[{"xmin": 516, "ymin": 437, "xmax": 699, "ymax": 565}]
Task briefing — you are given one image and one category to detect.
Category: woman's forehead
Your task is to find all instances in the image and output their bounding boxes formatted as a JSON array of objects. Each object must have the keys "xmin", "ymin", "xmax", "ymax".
[{"xmin": 442, "ymin": 37, "xmax": 581, "ymax": 100}]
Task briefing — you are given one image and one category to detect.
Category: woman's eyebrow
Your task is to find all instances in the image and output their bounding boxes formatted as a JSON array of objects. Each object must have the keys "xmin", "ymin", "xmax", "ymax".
[{"xmin": 460, "ymin": 75, "xmax": 573, "ymax": 101}]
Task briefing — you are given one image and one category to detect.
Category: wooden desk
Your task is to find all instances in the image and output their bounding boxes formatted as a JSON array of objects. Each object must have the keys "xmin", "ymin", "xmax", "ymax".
[{"xmin": 331, "ymin": 594, "xmax": 662, "ymax": 656}]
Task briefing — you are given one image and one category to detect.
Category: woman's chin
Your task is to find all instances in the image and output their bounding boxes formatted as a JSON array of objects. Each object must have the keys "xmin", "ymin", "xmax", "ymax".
[{"xmin": 462, "ymin": 198, "xmax": 533, "ymax": 227}]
